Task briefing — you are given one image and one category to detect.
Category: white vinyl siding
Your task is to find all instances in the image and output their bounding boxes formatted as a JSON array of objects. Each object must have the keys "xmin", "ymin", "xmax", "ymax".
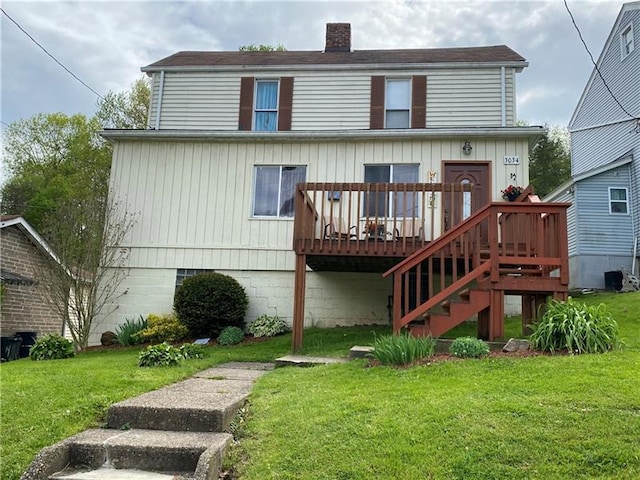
[
  {"xmin": 108, "ymin": 136, "xmax": 530, "ymax": 271},
  {"xmin": 148, "ymin": 67, "xmax": 517, "ymax": 131}
]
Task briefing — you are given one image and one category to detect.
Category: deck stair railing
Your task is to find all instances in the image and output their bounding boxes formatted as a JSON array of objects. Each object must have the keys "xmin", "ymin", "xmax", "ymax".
[{"xmin": 383, "ymin": 201, "xmax": 569, "ymax": 339}]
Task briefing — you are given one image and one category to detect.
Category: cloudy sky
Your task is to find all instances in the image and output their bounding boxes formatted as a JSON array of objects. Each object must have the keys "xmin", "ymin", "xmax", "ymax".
[{"xmin": 0, "ymin": 0, "xmax": 627, "ymax": 129}]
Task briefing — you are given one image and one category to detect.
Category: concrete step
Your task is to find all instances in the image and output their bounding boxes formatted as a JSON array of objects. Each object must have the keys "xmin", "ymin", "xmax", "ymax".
[
  {"xmin": 274, "ymin": 355, "xmax": 349, "ymax": 367},
  {"xmin": 107, "ymin": 377, "xmax": 253, "ymax": 432},
  {"xmin": 50, "ymin": 467, "xmax": 180, "ymax": 479},
  {"xmin": 48, "ymin": 429, "xmax": 231, "ymax": 478}
]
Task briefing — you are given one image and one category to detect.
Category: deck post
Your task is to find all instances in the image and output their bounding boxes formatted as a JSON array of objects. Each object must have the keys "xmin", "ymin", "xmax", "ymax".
[
  {"xmin": 521, "ymin": 295, "xmax": 534, "ymax": 335},
  {"xmin": 292, "ymin": 254, "xmax": 307, "ymax": 352},
  {"xmin": 489, "ymin": 288, "xmax": 504, "ymax": 341}
]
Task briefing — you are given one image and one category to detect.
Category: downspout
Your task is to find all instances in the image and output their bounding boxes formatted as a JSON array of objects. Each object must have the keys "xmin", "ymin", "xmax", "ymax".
[
  {"xmin": 154, "ymin": 70, "xmax": 165, "ymax": 130},
  {"xmin": 500, "ymin": 66, "xmax": 506, "ymax": 127}
]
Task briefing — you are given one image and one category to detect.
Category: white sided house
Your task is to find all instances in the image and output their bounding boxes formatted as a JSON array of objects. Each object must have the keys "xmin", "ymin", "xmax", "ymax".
[
  {"xmin": 98, "ymin": 23, "xmax": 569, "ymax": 347},
  {"xmin": 547, "ymin": 2, "xmax": 640, "ymax": 289}
]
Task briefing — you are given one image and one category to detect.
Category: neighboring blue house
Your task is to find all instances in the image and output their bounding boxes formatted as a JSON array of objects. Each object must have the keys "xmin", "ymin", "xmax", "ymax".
[{"xmin": 547, "ymin": 1, "xmax": 640, "ymax": 289}]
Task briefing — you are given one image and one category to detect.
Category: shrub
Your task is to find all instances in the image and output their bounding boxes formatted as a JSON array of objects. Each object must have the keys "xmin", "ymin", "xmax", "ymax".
[
  {"xmin": 449, "ymin": 337, "xmax": 490, "ymax": 358},
  {"xmin": 174, "ymin": 272, "xmax": 249, "ymax": 337},
  {"xmin": 29, "ymin": 334, "xmax": 75, "ymax": 361},
  {"xmin": 372, "ymin": 332, "xmax": 435, "ymax": 366},
  {"xmin": 180, "ymin": 343, "xmax": 206, "ymax": 359},
  {"xmin": 247, "ymin": 314, "xmax": 289, "ymax": 337},
  {"xmin": 217, "ymin": 326, "xmax": 245, "ymax": 346},
  {"xmin": 530, "ymin": 297, "xmax": 621, "ymax": 354},
  {"xmin": 135, "ymin": 313, "xmax": 188, "ymax": 344},
  {"xmin": 138, "ymin": 342, "xmax": 183, "ymax": 367},
  {"xmin": 116, "ymin": 315, "xmax": 148, "ymax": 346}
]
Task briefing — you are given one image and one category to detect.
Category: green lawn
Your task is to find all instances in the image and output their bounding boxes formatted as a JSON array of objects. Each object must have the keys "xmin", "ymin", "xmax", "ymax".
[{"xmin": 1, "ymin": 291, "xmax": 639, "ymax": 480}]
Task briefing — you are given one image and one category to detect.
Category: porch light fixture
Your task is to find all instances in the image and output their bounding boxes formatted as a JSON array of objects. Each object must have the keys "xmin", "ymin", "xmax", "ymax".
[{"xmin": 462, "ymin": 139, "xmax": 472, "ymax": 156}]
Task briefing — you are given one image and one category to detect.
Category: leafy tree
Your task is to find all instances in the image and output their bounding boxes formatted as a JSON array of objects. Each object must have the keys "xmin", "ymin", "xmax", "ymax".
[
  {"xmin": 529, "ymin": 126, "xmax": 571, "ymax": 197},
  {"xmin": 239, "ymin": 44, "xmax": 286, "ymax": 52},
  {"xmin": 1, "ymin": 113, "xmax": 111, "ymax": 231},
  {"xmin": 95, "ymin": 76, "xmax": 151, "ymax": 129}
]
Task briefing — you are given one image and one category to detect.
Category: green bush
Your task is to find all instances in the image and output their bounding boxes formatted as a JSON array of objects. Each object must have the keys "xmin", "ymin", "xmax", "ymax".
[
  {"xmin": 449, "ymin": 337, "xmax": 490, "ymax": 358},
  {"xmin": 179, "ymin": 343, "xmax": 206, "ymax": 359},
  {"xmin": 174, "ymin": 272, "xmax": 249, "ymax": 337},
  {"xmin": 372, "ymin": 332, "xmax": 435, "ymax": 366},
  {"xmin": 29, "ymin": 334, "xmax": 75, "ymax": 361},
  {"xmin": 115, "ymin": 315, "xmax": 148, "ymax": 346},
  {"xmin": 138, "ymin": 342, "xmax": 183, "ymax": 367},
  {"xmin": 135, "ymin": 313, "xmax": 188, "ymax": 344},
  {"xmin": 217, "ymin": 326, "xmax": 245, "ymax": 346},
  {"xmin": 530, "ymin": 297, "xmax": 621, "ymax": 354},
  {"xmin": 247, "ymin": 314, "xmax": 289, "ymax": 337}
]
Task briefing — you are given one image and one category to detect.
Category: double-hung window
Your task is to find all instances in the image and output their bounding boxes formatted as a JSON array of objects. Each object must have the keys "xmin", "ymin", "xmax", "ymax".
[
  {"xmin": 253, "ymin": 165, "xmax": 306, "ymax": 218},
  {"xmin": 621, "ymin": 23, "xmax": 634, "ymax": 59},
  {"xmin": 385, "ymin": 79, "xmax": 411, "ymax": 128},
  {"xmin": 609, "ymin": 187, "xmax": 629, "ymax": 214},
  {"xmin": 254, "ymin": 80, "xmax": 279, "ymax": 131},
  {"xmin": 363, "ymin": 164, "xmax": 419, "ymax": 217}
]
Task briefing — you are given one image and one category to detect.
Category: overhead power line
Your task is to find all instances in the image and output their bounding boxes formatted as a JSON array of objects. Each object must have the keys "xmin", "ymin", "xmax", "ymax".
[
  {"xmin": 1, "ymin": 8, "xmax": 104, "ymax": 100},
  {"xmin": 563, "ymin": 0, "xmax": 638, "ymax": 123}
]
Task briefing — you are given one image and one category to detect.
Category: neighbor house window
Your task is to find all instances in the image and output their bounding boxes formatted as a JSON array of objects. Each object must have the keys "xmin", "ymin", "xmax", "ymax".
[
  {"xmin": 254, "ymin": 80, "xmax": 279, "ymax": 131},
  {"xmin": 385, "ymin": 79, "xmax": 411, "ymax": 128},
  {"xmin": 253, "ymin": 165, "xmax": 307, "ymax": 218},
  {"xmin": 621, "ymin": 23, "xmax": 635, "ymax": 58},
  {"xmin": 363, "ymin": 164, "xmax": 419, "ymax": 217},
  {"xmin": 609, "ymin": 187, "xmax": 629, "ymax": 214}
]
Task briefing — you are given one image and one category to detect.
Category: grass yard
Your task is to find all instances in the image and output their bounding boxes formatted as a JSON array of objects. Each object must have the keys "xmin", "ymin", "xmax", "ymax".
[{"xmin": 1, "ymin": 291, "xmax": 639, "ymax": 480}]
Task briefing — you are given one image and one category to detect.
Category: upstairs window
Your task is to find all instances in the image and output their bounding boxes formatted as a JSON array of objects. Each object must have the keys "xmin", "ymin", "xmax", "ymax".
[
  {"xmin": 385, "ymin": 79, "xmax": 411, "ymax": 128},
  {"xmin": 609, "ymin": 187, "xmax": 629, "ymax": 214},
  {"xmin": 254, "ymin": 80, "xmax": 279, "ymax": 131},
  {"xmin": 253, "ymin": 165, "xmax": 307, "ymax": 218},
  {"xmin": 621, "ymin": 23, "xmax": 634, "ymax": 59}
]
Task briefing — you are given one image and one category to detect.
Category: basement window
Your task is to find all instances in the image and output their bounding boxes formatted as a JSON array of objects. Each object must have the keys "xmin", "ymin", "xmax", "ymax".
[{"xmin": 175, "ymin": 268, "xmax": 215, "ymax": 288}]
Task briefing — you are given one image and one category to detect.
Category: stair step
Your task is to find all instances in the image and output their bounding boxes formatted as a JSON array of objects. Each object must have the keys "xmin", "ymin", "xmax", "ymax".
[
  {"xmin": 56, "ymin": 429, "xmax": 231, "ymax": 475},
  {"xmin": 50, "ymin": 467, "xmax": 180, "ymax": 479},
  {"xmin": 107, "ymin": 377, "xmax": 253, "ymax": 432}
]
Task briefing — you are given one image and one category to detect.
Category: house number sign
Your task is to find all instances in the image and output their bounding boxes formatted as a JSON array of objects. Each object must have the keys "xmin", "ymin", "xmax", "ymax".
[{"xmin": 503, "ymin": 155, "xmax": 520, "ymax": 165}]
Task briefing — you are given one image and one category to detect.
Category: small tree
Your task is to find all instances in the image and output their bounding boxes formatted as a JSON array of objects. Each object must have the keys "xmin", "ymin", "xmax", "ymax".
[
  {"xmin": 529, "ymin": 125, "xmax": 571, "ymax": 197},
  {"xmin": 38, "ymin": 198, "xmax": 136, "ymax": 350}
]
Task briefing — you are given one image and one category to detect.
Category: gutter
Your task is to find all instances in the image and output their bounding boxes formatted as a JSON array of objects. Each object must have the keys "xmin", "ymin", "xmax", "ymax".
[{"xmin": 100, "ymin": 126, "xmax": 545, "ymax": 143}]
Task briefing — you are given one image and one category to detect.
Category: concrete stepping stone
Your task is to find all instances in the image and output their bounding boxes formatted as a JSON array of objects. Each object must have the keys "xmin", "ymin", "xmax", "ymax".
[{"xmin": 274, "ymin": 355, "xmax": 349, "ymax": 367}]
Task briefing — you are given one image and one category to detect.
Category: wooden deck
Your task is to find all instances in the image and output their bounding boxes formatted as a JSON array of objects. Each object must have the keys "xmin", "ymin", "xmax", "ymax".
[{"xmin": 291, "ymin": 183, "xmax": 570, "ymax": 351}]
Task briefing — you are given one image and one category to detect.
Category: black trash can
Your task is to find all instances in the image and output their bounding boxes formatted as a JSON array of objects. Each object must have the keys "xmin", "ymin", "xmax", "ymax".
[
  {"xmin": 1, "ymin": 336, "xmax": 23, "ymax": 362},
  {"xmin": 16, "ymin": 331, "xmax": 37, "ymax": 358},
  {"xmin": 604, "ymin": 271, "xmax": 623, "ymax": 291}
]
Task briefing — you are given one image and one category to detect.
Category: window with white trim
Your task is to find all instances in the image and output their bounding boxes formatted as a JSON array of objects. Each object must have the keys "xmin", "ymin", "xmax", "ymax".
[
  {"xmin": 621, "ymin": 23, "xmax": 634, "ymax": 59},
  {"xmin": 254, "ymin": 80, "xmax": 279, "ymax": 131},
  {"xmin": 609, "ymin": 187, "xmax": 629, "ymax": 214},
  {"xmin": 385, "ymin": 79, "xmax": 410, "ymax": 128},
  {"xmin": 363, "ymin": 164, "xmax": 419, "ymax": 217},
  {"xmin": 253, "ymin": 165, "xmax": 307, "ymax": 218}
]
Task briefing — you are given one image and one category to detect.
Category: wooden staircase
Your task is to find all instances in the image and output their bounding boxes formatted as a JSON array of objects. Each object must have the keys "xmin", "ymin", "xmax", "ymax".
[{"xmin": 383, "ymin": 195, "xmax": 570, "ymax": 340}]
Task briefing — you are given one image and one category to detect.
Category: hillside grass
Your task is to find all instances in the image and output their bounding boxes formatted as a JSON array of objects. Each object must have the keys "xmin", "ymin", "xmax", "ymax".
[{"xmin": 1, "ymin": 291, "xmax": 639, "ymax": 480}]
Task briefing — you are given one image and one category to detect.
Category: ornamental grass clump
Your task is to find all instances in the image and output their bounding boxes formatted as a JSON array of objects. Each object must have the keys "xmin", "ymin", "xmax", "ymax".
[
  {"xmin": 115, "ymin": 315, "xmax": 148, "ymax": 346},
  {"xmin": 449, "ymin": 336, "xmax": 490, "ymax": 358},
  {"xmin": 372, "ymin": 332, "xmax": 435, "ymax": 366},
  {"xmin": 529, "ymin": 297, "xmax": 621, "ymax": 354}
]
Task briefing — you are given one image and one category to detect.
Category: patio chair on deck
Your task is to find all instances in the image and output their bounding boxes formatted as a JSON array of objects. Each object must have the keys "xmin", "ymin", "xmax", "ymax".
[
  {"xmin": 323, "ymin": 215, "xmax": 358, "ymax": 239},
  {"xmin": 393, "ymin": 218, "xmax": 425, "ymax": 241}
]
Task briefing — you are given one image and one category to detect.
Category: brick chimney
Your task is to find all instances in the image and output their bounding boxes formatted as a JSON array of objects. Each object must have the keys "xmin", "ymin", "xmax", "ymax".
[{"xmin": 325, "ymin": 23, "xmax": 351, "ymax": 52}]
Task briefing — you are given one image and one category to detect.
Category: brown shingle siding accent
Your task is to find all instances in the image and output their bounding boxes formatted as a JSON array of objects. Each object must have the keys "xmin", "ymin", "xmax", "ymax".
[
  {"xmin": 238, "ymin": 77, "xmax": 254, "ymax": 130},
  {"xmin": 144, "ymin": 45, "xmax": 526, "ymax": 70},
  {"xmin": 411, "ymin": 75, "xmax": 427, "ymax": 129},
  {"xmin": 370, "ymin": 76, "xmax": 385, "ymax": 129},
  {"xmin": 278, "ymin": 77, "xmax": 294, "ymax": 131}
]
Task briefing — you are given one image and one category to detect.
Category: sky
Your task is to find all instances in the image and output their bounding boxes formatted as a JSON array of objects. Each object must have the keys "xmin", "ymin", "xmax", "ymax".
[{"xmin": 0, "ymin": 0, "xmax": 627, "ymax": 130}]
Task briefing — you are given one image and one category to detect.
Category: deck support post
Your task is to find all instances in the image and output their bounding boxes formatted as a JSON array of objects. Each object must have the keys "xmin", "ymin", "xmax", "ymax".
[
  {"xmin": 489, "ymin": 288, "xmax": 504, "ymax": 341},
  {"xmin": 521, "ymin": 295, "xmax": 534, "ymax": 336},
  {"xmin": 477, "ymin": 307, "xmax": 490, "ymax": 340},
  {"xmin": 292, "ymin": 254, "xmax": 307, "ymax": 352}
]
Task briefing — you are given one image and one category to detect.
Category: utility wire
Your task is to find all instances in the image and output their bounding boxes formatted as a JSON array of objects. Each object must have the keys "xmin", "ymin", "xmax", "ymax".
[
  {"xmin": 1, "ymin": 8, "xmax": 104, "ymax": 100},
  {"xmin": 563, "ymin": 0, "xmax": 638, "ymax": 122}
]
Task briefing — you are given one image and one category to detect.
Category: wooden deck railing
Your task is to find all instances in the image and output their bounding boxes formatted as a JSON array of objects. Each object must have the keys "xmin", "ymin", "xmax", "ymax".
[
  {"xmin": 383, "ymin": 202, "xmax": 570, "ymax": 333},
  {"xmin": 293, "ymin": 182, "xmax": 474, "ymax": 256}
]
